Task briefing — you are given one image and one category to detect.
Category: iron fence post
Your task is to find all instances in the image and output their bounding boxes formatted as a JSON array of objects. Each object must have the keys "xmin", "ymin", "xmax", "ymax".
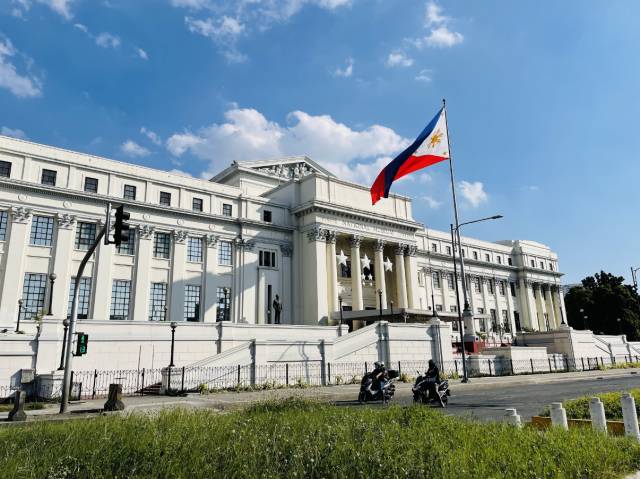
[
  {"xmin": 92, "ymin": 369, "xmax": 97, "ymax": 399},
  {"xmin": 286, "ymin": 363, "xmax": 289, "ymax": 386},
  {"xmin": 454, "ymin": 360, "xmax": 459, "ymax": 377},
  {"xmin": 398, "ymin": 361, "xmax": 401, "ymax": 376},
  {"xmin": 181, "ymin": 367, "xmax": 185, "ymax": 393},
  {"xmin": 530, "ymin": 358, "xmax": 534, "ymax": 374},
  {"xmin": 328, "ymin": 363, "xmax": 331, "ymax": 384},
  {"xmin": 488, "ymin": 359, "xmax": 492, "ymax": 377},
  {"xmin": 581, "ymin": 358, "xmax": 585, "ymax": 371},
  {"xmin": 168, "ymin": 367, "xmax": 172, "ymax": 393},
  {"xmin": 141, "ymin": 368, "xmax": 145, "ymax": 396},
  {"xmin": 510, "ymin": 358, "xmax": 514, "ymax": 375},
  {"xmin": 365, "ymin": 362, "xmax": 368, "ymax": 374},
  {"xmin": 548, "ymin": 357, "xmax": 552, "ymax": 373},
  {"xmin": 69, "ymin": 370, "xmax": 74, "ymax": 400},
  {"xmin": 237, "ymin": 365, "xmax": 241, "ymax": 387}
]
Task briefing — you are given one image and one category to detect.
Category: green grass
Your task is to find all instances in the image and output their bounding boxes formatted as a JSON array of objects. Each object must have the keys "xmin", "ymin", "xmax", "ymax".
[
  {"xmin": 539, "ymin": 389, "xmax": 640, "ymax": 421},
  {"xmin": 1, "ymin": 398, "xmax": 639, "ymax": 478}
]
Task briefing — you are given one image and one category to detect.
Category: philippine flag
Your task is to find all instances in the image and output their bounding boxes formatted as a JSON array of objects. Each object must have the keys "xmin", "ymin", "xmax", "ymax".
[{"xmin": 370, "ymin": 106, "xmax": 450, "ymax": 205}]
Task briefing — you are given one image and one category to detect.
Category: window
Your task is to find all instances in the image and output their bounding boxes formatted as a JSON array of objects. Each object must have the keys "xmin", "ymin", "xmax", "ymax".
[
  {"xmin": 123, "ymin": 184, "xmax": 137, "ymax": 200},
  {"xmin": 0, "ymin": 210, "xmax": 7, "ymax": 241},
  {"xmin": 432, "ymin": 271, "xmax": 441, "ymax": 289},
  {"xmin": 187, "ymin": 237, "xmax": 203, "ymax": 263},
  {"xmin": 474, "ymin": 277, "xmax": 481, "ymax": 293},
  {"xmin": 490, "ymin": 309, "xmax": 497, "ymax": 331},
  {"xmin": 539, "ymin": 261, "xmax": 545, "ymax": 269},
  {"xmin": 67, "ymin": 277, "xmax": 91, "ymax": 319},
  {"xmin": 339, "ymin": 260, "xmax": 352, "ymax": 279},
  {"xmin": 217, "ymin": 287, "xmax": 231, "ymax": 321},
  {"xmin": 75, "ymin": 222, "xmax": 97, "ymax": 251},
  {"xmin": 30, "ymin": 216, "xmax": 54, "ymax": 246},
  {"xmin": 473, "ymin": 251, "xmax": 478, "ymax": 260},
  {"xmin": 154, "ymin": 232, "xmax": 171, "ymax": 259},
  {"xmin": 84, "ymin": 177, "xmax": 98, "ymax": 193},
  {"xmin": 499, "ymin": 280, "xmax": 506, "ymax": 296},
  {"xmin": 222, "ymin": 203, "xmax": 232, "ymax": 217},
  {"xmin": 497, "ymin": 256, "xmax": 502, "ymax": 265},
  {"xmin": 510, "ymin": 282, "xmax": 516, "ymax": 297},
  {"xmin": 184, "ymin": 285, "xmax": 201, "ymax": 322},
  {"xmin": 485, "ymin": 253, "xmax": 491, "ymax": 262},
  {"xmin": 436, "ymin": 304, "xmax": 443, "ymax": 312},
  {"xmin": 477, "ymin": 307, "xmax": 485, "ymax": 315},
  {"xmin": 0, "ymin": 160, "xmax": 11, "ymax": 178},
  {"xmin": 41, "ymin": 169, "xmax": 57, "ymax": 186},
  {"xmin": 192, "ymin": 198, "xmax": 203, "ymax": 212},
  {"xmin": 450, "ymin": 305, "xmax": 458, "ymax": 313},
  {"xmin": 530, "ymin": 259, "xmax": 535, "ymax": 268},
  {"xmin": 218, "ymin": 240, "xmax": 232, "ymax": 265},
  {"xmin": 20, "ymin": 273, "xmax": 47, "ymax": 321},
  {"xmin": 117, "ymin": 229, "xmax": 136, "ymax": 256},
  {"xmin": 502, "ymin": 309, "xmax": 509, "ymax": 327},
  {"xmin": 488, "ymin": 279, "xmax": 494, "ymax": 295},
  {"xmin": 159, "ymin": 191, "xmax": 171, "ymax": 206},
  {"xmin": 549, "ymin": 263, "xmax": 554, "ymax": 271},
  {"xmin": 259, "ymin": 250, "xmax": 277, "ymax": 268},
  {"xmin": 508, "ymin": 257, "xmax": 513, "ymax": 266},
  {"xmin": 148, "ymin": 283, "xmax": 167, "ymax": 321},
  {"xmin": 447, "ymin": 272, "xmax": 454, "ymax": 290},
  {"xmin": 110, "ymin": 280, "xmax": 131, "ymax": 320},
  {"xmin": 263, "ymin": 210, "xmax": 272, "ymax": 223},
  {"xmin": 431, "ymin": 243, "xmax": 437, "ymax": 253},
  {"xmin": 461, "ymin": 249, "xmax": 465, "ymax": 257},
  {"xmin": 514, "ymin": 311, "xmax": 521, "ymax": 332},
  {"xmin": 446, "ymin": 246, "xmax": 451, "ymax": 255}
]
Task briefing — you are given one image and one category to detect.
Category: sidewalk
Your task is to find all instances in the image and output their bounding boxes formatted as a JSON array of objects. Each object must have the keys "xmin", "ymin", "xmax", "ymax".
[{"xmin": 2, "ymin": 367, "xmax": 638, "ymax": 424}]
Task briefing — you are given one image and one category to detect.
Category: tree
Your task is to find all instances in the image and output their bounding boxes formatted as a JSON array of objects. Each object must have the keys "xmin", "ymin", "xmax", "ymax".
[{"xmin": 565, "ymin": 271, "xmax": 640, "ymax": 340}]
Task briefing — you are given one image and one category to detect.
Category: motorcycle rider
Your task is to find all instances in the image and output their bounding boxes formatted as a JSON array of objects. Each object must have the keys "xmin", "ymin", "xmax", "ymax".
[
  {"xmin": 369, "ymin": 361, "xmax": 387, "ymax": 396},
  {"xmin": 425, "ymin": 359, "xmax": 444, "ymax": 407}
]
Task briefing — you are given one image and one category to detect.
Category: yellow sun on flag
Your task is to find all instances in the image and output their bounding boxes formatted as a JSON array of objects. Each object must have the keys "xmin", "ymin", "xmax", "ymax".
[{"xmin": 428, "ymin": 130, "xmax": 443, "ymax": 148}]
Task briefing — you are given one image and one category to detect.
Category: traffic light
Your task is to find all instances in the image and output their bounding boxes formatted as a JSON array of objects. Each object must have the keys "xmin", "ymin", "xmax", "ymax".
[
  {"xmin": 113, "ymin": 205, "xmax": 130, "ymax": 247},
  {"xmin": 75, "ymin": 332, "xmax": 89, "ymax": 356}
]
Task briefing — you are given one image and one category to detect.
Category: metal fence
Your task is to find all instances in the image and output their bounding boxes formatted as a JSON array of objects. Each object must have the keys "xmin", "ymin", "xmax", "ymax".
[{"xmin": 2, "ymin": 354, "xmax": 639, "ymax": 401}]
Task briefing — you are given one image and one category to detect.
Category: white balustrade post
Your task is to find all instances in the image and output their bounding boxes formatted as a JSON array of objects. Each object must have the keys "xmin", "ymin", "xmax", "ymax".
[
  {"xmin": 504, "ymin": 408, "xmax": 522, "ymax": 428},
  {"xmin": 588, "ymin": 397, "xmax": 607, "ymax": 433},
  {"xmin": 621, "ymin": 393, "xmax": 640, "ymax": 440},
  {"xmin": 550, "ymin": 402, "xmax": 568, "ymax": 430}
]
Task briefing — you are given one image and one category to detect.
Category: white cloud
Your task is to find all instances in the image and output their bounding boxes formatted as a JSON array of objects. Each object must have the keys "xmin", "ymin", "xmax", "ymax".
[
  {"xmin": 459, "ymin": 181, "xmax": 488, "ymax": 207},
  {"xmin": 0, "ymin": 36, "xmax": 42, "ymax": 98},
  {"xmin": 333, "ymin": 57, "xmax": 353, "ymax": 78},
  {"xmin": 166, "ymin": 106, "xmax": 409, "ymax": 183},
  {"xmin": 424, "ymin": 26, "xmax": 463, "ymax": 47},
  {"xmin": 425, "ymin": 2, "xmax": 447, "ymax": 26},
  {"xmin": 121, "ymin": 140, "xmax": 150, "ymax": 157},
  {"xmin": 418, "ymin": 173, "xmax": 432, "ymax": 183},
  {"xmin": 12, "ymin": 0, "xmax": 75, "ymax": 20},
  {"xmin": 136, "ymin": 48, "xmax": 149, "ymax": 60},
  {"xmin": 185, "ymin": 15, "xmax": 246, "ymax": 63},
  {"xmin": 386, "ymin": 51, "xmax": 414, "ymax": 68},
  {"xmin": 521, "ymin": 185, "xmax": 539, "ymax": 192},
  {"xmin": 73, "ymin": 23, "xmax": 88, "ymax": 33},
  {"xmin": 1, "ymin": 126, "xmax": 27, "ymax": 139},
  {"xmin": 415, "ymin": 69, "xmax": 432, "ymax": 82},
  {"xmin": 95, "ymin": 33, "xmax": 121, "ymax": 49},
  {"xmin": 168, "ymin": 168, "xmax": 193, "ymax": 178},
  {"xmin": 422, "ymin": 195, "xmax": 442, "ymax": 209},
  {"xmin": 140, "ymin": 127, "xmax": 162, "ymax": 145}
]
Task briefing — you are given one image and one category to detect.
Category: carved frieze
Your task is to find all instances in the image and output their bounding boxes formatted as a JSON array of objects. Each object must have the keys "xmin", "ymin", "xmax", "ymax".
[
  {"xmin": 138, "ymin": 224, "xmax": 156, "ymax": 240},
  {"xmin": 56, "ymin": 213, "xmax": 76, "ymax": 230},
  {"xmin": 280, "ymin": 244, "xmax": 293, "ymax": 257},
  {"xmin": 10, "ymin": 206, "xmax": 32, "ymax": 224}
]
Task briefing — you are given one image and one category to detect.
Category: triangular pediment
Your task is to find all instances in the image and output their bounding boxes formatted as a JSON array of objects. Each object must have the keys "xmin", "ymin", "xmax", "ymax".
[{"xmin": 238, "ymin": 156, "xmax": 335, "ymax": 179}]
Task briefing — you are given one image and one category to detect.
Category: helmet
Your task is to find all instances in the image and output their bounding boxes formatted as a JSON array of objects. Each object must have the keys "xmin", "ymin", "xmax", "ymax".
[
  {"xmin": 428, "ymin": 359, "xmax": 436, "ymax": 366},
  {"xmin": 375, "ymin": 362, "xmax": 384, "ymax": 369}
]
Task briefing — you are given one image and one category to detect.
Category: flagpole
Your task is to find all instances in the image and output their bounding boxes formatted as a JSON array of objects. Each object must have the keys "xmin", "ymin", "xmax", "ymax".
[{"xmin": 442, "ymin": 98, "xmax": 475, "ymax": 360}]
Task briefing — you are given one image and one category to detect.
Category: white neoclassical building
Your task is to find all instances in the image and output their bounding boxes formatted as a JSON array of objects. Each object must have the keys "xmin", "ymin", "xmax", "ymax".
[{"xmin": 0, "ymin": 135, "xmax": 567, "ymax": 337}]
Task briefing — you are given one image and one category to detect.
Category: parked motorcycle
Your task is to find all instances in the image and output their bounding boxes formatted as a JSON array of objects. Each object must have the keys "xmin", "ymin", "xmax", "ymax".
[
  {"xmin": 412, "ymin": 371, "xmax": 450, "ymax": 407},
  {"xmin": 358, "ymin": 369, "xmax": 399, "ymax": 403}
]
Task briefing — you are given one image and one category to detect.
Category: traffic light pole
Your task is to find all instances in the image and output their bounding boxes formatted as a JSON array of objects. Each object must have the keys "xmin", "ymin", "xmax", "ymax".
[{"xmin": 59, "ymin": 215, "xmax": 108, "ymax": 413}]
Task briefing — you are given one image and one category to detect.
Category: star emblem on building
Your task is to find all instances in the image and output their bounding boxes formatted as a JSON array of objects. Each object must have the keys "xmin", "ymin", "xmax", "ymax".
[
  {"xmin": 336, "ymin": 250, "xmax": 348, "ymax": 267},
  {"xmin": 361, "ymin": 254, "xmax": 371, "ymax": 271},
  {"xmin": 383, "ymin": 257, "xmax": 393, "ymax": 272}
]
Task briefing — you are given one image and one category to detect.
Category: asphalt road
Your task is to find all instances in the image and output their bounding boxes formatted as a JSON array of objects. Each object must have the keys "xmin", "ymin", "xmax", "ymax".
[{"xmin": 333, "ymin": 372, "xmax": 640, "ymax": 421}]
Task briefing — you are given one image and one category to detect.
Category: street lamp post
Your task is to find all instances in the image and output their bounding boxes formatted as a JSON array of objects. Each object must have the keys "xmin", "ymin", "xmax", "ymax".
[
  {"xmin": 47, "ymin": 273, "xmax": 57, "ymax": 316},
  {"xmin": 58, "ymin": 319, "xmax": 70, "ymax": 370},
  {"xmin": 631, "ymin": 267, "xmax": 640, "ymax": 317},
  {"xmin": 338, "ymin": 295, "xmax": 343, "ymax": 325},
  {"xmin": 377, "ymin": 289, "xmax": 383, "ymax": 318},
  {"xmin": 16, "ymin": 299, "xmax": 23, "ymax": 333},
  {"xmin": 169, "ymin": 322, "xmax": 177, "ymax": 368}
]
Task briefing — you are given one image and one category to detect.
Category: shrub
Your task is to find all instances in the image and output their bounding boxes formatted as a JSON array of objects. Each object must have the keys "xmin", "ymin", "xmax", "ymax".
[
  {"xmin": 398, "ymin": 372, "xmax": 412, "ymax": 383},
  {"xmin": 334, "ymin": 375, "xmax": 344, "ymax": 385},
  {"xmin": 539, "ymin": 389, "xmax": 640, "ymax": 420}
]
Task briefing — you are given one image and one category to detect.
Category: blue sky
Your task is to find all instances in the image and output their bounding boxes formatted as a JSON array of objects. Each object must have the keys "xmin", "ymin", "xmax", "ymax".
[{"xmin": 1, "ymin": 0, "xmax": 639, "ymax": 284}]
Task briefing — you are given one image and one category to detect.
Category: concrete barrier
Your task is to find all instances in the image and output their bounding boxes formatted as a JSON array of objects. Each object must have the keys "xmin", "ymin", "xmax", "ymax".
[
  {"xmin": 504, "ymin": 408, "xmax": 522, "ymax": 427},
  {"xmin": 589, "ymin": 397, "xmax": 607, "ymax": 433},
  {"xmin": 550, "ymin": 402, "xmax": 568, "ymax": 430},
  {"xmin": 621, "ymin": 393, "xmax": 640, "ymax": 441}
]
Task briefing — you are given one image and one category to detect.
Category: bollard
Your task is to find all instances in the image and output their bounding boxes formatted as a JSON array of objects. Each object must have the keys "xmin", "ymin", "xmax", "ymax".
[
  {"xmin": 504, "ymin": 408, "xmax": 522, "ymax": 428},
  {"xmin": 550, "ymin": 402, "xmax": 568, "ymax": 430},
  {"xmin": 8, "ymin": 390, "xmax": 27, "ymax": 421},
  {"xmin": 621, "ymin": 393, "xmax": 640, "ymax": 440},
  {"xmin": 103, "ymin": 383, "xmax": 125, "ymax": 411},
  {"xmin": 589, "ymin": 397, "xmax": 607, "ymax": 433}
]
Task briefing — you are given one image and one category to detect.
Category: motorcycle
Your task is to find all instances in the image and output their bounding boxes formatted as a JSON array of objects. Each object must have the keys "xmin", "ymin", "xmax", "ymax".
[
  {"xmin": 412, "ymin": 371, "xmax": 450, "ymax": 407},
  {"xmin": 358, "ymin": 369, "xmax": 399, "ymax": 404}
]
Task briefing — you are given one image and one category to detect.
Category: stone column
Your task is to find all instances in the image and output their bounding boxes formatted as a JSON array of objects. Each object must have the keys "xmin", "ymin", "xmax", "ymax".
[
  {"xmin": 280, "ymin": 244, "xmax": 293, "ymax": 324},
  {"xmin": 241, "ymin": 241, "xmax": 257, "ymax": 324},
  {"xmin": 520, "ymin": 279, "xmax": 537, "ymax": 330},
  {"xmin": 91, "ymin": 224, "xmax": 114, "ymax": 321},
  {"xmin": 203, "ymin": 234, "xmax": 219, "ymax": 322},
  {"xmin": 326, "ymin": 231, "xmax": 340, "ymax": 315},
  {"xmin": 505, "ymin": 280, "xmax": 517, "ymax": 334},
  {"xmin": 373, "ymin": 239, "xmax": 387, "ymax": 310},
  {"xmin": 303, "ymin": 228, "xmax": 329, "ymax": 324},
  {"xmin": 50, "ymin": 214, "xmax": 76, "ymax": 318},
  {"xmin": 129, "ymin": 225, "xmax": 154, "ymax": 322},
  {"xmin": 0, "ymin": 207, "xmax": 31, "ymax": 325},
  {"xmin": 552, "ymin": 285, "xmax": 567, "ymax": 325},
  {"xmin": 394, "ymin": 244, "xmax": 408, "ymax": 309},
  {"xmin": 535, "ymin": 283, "xmax": 549, "ymax": 331},
  {"xmin": 350, "ymin": 235, "xmax": 364, "ymax": 311},
  {"xmin": 480, "ymin": 276, "xmax": 490, "ymax": 333},
  {"xmin": 169, "ymin": 230, "xmax": 187, "ymax": 322},
  {"xmin": 545, "ymin": 284, "xmax": 557, "ymax": 329},
  {"xmin": 404, "ymin": 245, "xmax": 418, "ymax": 309}
]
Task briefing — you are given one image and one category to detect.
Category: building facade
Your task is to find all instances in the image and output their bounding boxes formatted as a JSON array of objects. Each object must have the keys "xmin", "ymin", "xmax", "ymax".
[{"xmin": 0, "ymin": 135, "xmax": 566, "ymax": 338}]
